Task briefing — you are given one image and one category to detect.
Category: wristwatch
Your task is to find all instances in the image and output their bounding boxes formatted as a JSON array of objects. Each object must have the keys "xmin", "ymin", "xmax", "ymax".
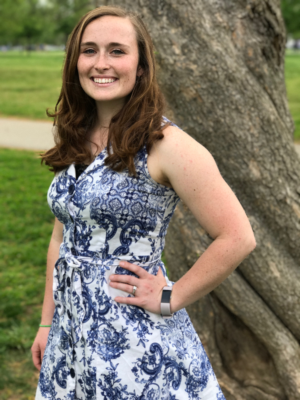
[{"xmin": 160, "ymin": 286, "xmax": 173, "ymax": 319}]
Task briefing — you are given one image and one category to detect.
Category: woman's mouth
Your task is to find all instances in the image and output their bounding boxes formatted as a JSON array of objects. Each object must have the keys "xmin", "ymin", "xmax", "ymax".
[{"xmin": 91, "ymin": 77, "xmax": 118, "ymax": 86}]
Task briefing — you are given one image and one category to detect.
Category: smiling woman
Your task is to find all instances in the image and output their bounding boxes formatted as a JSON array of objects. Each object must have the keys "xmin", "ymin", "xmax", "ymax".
[
  {"xmin": 77, "ymin": 18, "xmax": 143, "ymax": 107},
  {"xmin": 32, "ymin": 5, "xmax": 255, "ymax": 400},
  {"xmin": 41, "ymin": 6, "xmax": 165, "ymax": 174}
]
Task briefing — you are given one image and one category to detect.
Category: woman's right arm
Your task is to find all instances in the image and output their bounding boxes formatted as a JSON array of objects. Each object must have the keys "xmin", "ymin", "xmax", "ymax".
[{"xmin": 31, "ymin": 217, "xmax": 63, "ymax": 371}]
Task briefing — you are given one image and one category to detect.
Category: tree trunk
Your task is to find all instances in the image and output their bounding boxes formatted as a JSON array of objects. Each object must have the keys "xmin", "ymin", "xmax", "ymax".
[{"xmin": 107, "ymin": 0, "xmax": 300, "ymax": 398}]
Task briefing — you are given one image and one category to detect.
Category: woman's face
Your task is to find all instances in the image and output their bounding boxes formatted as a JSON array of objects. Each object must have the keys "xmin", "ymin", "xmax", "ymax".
[{"xmin": 77, "ymin": 16, "xmax": 142, "ymax": 107}]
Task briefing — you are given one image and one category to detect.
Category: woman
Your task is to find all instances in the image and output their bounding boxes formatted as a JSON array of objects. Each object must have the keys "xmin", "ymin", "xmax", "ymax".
[{"xmin": 31, "ymin": 5, "xmax": 256, "ymax": 400}]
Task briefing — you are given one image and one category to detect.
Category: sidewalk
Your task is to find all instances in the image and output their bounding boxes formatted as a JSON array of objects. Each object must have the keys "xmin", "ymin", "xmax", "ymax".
[
  {"xmin": 0, "ymin": 117, "xmax": 300, "ymax": 156},
  {"xmin": 0, "ymin": 117, "xmax": 55, "ymax": 151}
]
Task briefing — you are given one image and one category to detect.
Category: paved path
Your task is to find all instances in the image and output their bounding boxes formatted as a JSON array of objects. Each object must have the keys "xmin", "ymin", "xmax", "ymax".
[
  {"xmin": 0, "ymin": 117, "xmax": 55, "ymax": 151},
  {"xmin": 0, "ymin": 117, "xmax": 300, "ymax": 155}
]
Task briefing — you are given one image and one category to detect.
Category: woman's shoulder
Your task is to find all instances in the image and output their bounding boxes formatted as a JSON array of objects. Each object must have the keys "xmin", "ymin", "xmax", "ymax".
[
  {"xmin": 146, "ymin": 116, "xmax": 213, "ymax": 189},
  {"xmin": 158, "ymin": 116, "xmax": 209, "ymax": 158}
]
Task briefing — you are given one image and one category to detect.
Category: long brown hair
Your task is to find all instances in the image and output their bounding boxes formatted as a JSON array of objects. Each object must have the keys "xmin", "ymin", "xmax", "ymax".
[{"xmin": 41, "ymin": 5, "xmax": 170, "ymax": 175}]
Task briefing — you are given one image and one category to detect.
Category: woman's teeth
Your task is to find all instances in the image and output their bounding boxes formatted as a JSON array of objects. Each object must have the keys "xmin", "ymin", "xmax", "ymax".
[{"xmin": 93, "ymin": 78, "xmax": 116, "ymax": 83}]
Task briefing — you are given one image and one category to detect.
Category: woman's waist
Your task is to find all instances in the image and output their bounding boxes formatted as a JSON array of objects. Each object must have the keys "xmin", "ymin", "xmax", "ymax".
[{"xmin": 58, "ymin": 242, "xmax": 162, "ymax": 270}]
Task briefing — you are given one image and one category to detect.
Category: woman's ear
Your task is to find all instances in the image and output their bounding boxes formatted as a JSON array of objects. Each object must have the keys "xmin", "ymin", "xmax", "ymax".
[{"xmin": 137, "ymin": 66, "xmax": 144, "ymax": 77}]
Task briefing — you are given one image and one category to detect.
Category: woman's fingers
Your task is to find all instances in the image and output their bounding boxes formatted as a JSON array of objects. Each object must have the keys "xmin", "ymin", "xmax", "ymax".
[
  {"xmin": 31, "ymin": 328, "xmax": 50, "ymax": 371},
  {"xmin": 109, "ymin": 272, "xmax": 139, "ymax": 286},
  {"xmin": 31, "ymin": 343, "xmax": 42, "ymax": 371},
  {"xmin": 109, "ymin": 281, "xmax": 137, "ymax": 295},
  {"xmin": 110, "ymin": 263, "xmax": 168, "ymax": 314},
  {"xmin": 117, "ymin": 261, "xmax": 149, "ymax": 278},
  {"xmin": 41, "ymin": 347, "xmax": 45, "ymax": 363},
  {"xmin": 114, "ymin": 295, "xmax": 144, "ymax": 306}
]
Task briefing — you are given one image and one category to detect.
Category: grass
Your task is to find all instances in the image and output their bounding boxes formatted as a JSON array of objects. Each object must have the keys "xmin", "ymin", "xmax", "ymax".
[
  {"xmin": 285, "ymin": 50, "xmax": 300, "ymax": 140},
  {"xmin": 0, "ymin": 50, "xmax": 300, "ymax": 137},
  {"xmin": 0, "ymin": 51, "xmax": 64, "ymax": 120},
  {"xmin": 0, "ymin": 148, "xmax": 54, "ymax": 399}
]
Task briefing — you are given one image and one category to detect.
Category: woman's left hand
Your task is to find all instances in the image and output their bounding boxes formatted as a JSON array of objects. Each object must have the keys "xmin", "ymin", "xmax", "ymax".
[{"xmin": 109, "ymin": 261, "xmax": 168, "ymax": 314}]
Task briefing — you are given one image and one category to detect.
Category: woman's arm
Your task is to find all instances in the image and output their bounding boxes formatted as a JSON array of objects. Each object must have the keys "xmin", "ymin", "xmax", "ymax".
[
  {"xmin": 154, "ymin": 126, "xmax": 256, "ymax": 312},
  {"xmin": 110, "ymin": 126, "xmax": 256, "ymax": 314},
  {"xmin": 31, "ymin": 217, "xmax": 63, "ymax": 370}
]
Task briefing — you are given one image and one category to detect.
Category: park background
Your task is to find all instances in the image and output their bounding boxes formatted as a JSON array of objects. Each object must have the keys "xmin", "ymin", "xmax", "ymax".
[{"xmin": 0, "ymin": 1, "xmax": 299, "ymax": 399}]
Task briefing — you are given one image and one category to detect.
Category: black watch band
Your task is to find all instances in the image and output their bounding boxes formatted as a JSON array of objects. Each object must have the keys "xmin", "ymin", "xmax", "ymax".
[{"xmin": 160, "ymin": 286, "xmax": 173, "ymax": 319}]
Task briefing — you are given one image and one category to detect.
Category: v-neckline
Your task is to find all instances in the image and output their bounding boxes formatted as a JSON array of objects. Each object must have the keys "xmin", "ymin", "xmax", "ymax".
[{"xmin": 68, "ymin": 146, "xmax": 108, "ymax": 182}]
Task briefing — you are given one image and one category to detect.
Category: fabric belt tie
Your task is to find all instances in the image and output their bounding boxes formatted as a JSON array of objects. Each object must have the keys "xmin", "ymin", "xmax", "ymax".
[
  {"xmin": 53, "ymin": 252, "xmax": 105, "ymax": 345},
  {"xmin": 53, "ymin": 251, "xmax": 163, "ymax": 345}
]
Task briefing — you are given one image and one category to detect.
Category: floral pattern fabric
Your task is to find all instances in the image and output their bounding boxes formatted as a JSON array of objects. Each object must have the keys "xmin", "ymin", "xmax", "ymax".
[{"xmin": 35, "ymin": 118, "xmax": 226, "ymax": 400}]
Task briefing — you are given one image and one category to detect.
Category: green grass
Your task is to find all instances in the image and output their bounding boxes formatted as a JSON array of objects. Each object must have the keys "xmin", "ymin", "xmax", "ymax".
[
  {"xmin": 0, "ymin": 50, "xmax": 300, "ymax": 138},
  {"xmin": 0, "ymin": 51, "xmax": 64, "ymax": 120},
  {"xmin": 0, "ymin": 148, "xmax": 54, "ymax": 399},
  {"xmin": 285, "ymin": 50, "xmax": 300, "ymax": 140}
]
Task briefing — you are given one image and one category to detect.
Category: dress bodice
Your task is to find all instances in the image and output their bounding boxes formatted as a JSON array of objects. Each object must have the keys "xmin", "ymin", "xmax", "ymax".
[{"xmin": 47, "ymin": 119, "xmax": 180, "ymax": 265}]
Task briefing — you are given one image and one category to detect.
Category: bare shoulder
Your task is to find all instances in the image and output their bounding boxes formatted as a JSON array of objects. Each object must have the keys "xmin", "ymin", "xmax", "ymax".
[
  {"xmin": 149, "ymin": 124, "xmax": 219, "ymax": 187},
  {"xmin": 152, "ymin": 124, "xmax": 253, "ymax": 243},
  {"xmin": 156, "ymin": 124, "xmax": 212, "ymax": 159}
]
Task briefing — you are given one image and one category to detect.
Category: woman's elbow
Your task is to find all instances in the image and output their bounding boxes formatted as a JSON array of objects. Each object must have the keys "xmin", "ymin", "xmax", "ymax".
[{"xmin": 240, "ymin": 230, "xmax": 257, "ymax": 256}]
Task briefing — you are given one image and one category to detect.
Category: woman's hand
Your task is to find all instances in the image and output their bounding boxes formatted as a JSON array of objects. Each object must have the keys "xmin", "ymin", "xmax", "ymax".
[
  {"xmin": 109, "ymin": 261, "xmax": 168, "ymax": 314},
  {"xmin": 31, "ymin": 327, "xmax": 51, "ymax": 371}
]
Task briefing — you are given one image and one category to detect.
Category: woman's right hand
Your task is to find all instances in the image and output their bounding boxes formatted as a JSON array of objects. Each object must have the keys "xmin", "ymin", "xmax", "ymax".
[{"xmin": 31, "ymin": 327, "xmax": 51, "ymax": 371}]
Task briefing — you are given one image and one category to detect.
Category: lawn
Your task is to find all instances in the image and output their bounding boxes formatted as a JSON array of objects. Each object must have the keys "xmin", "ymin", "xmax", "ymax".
[
  {"xmin": 0, "ymin": 51, "xmax": 64, "ymax": 120},
  {"xmin": 0, "ymin": 148, "xmax": 54, "ymax": 399},
  {"xmin": 285, "ymin": 50, "xmax": 300, "ymax": 140},
  {"xmin": 0, "ymin": 50, "xmax": 299, "ymax": 138}
]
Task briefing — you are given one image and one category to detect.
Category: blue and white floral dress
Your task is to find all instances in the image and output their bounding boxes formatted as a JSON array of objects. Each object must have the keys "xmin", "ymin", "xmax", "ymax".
[{"xmin": 35, "ymin": 118, "xmax": 226, "ymax": 400}]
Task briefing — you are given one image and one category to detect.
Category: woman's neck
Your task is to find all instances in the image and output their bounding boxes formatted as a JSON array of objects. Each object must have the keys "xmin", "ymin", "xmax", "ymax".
[
  {"xmin": 88, "ymin": 126, "xmax": 109, "ymax": 156},
  {"xmin": 95, "ymin": 98, "xmax": 125, "ymax": 128}
]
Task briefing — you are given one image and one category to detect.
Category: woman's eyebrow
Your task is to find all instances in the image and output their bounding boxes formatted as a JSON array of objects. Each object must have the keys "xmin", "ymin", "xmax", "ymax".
[
  {"xmin": 80, "ymin": 41, "xmax": 130, "ymax": 48},
  {"xmin": 109, "ymin": 42, "xmax": 130, "ymax": 49},
  {"xmin": 80, "ymin": 41, "xmax": 97, "ymax": 47}
]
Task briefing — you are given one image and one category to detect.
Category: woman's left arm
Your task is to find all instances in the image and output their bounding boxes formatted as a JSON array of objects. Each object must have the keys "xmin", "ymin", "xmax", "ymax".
[
  {"xmin": 110, "ymin": 126, "xmax": 256, "ymax": 313},
  {"xmin": 160, "ymin": 126, "xmax": 256, "ymax": 313}
]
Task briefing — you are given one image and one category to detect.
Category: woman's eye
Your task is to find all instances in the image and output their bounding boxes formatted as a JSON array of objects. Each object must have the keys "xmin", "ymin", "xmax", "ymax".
[
  {"xmin": 83, "ymin": 48, "xmax": 95, "ymax": 54},
  {"xmin": 111, "ymin": 49, "xmax": 124, "ymax": 55}
]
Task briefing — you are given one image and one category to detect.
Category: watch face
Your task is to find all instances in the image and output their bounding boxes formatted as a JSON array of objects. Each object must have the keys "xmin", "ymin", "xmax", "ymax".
[{"xmin": 161, "ymin": 289, "xmax": 172, "ymax": 303}]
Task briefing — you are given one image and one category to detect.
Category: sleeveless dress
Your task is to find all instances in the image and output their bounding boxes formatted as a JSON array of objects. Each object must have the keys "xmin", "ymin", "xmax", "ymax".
[{"xmin": 35, "ymin": 118, "xmax": 226, "ymax": 400}]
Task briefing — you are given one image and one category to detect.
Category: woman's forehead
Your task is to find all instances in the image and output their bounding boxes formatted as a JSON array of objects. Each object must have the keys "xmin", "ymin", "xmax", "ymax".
[{"xmin": 81, "ymin": 16, "xmax": 137, "ymax": 46}]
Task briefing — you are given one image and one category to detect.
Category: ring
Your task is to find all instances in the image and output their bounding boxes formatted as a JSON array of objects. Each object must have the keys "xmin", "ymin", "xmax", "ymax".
[{"xmin": 132, "ymin": 285, "xmax": 137, "ymax": 296}]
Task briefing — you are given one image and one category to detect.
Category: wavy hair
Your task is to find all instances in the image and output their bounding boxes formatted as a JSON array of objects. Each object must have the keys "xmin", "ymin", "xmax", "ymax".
[{"xmin": 41, "ymin": 5, "xmax": 170, "ymax": 175}]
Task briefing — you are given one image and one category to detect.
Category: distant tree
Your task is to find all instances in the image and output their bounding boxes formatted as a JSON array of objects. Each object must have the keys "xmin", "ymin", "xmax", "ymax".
[
  {"xmin": 51, "ymin": 0, "xmax": 94, "ymax": 44},
  {"xmin": 19, "ymin": 1, "xmax": 44, "ymax": 48},
  {"xmin": 281, "ymin": 0, "xmax": 300, "ymax": 37},
  {"xmin": 0, "ymin": 0, "xmax": 52, "ymax": 47},
  {"xmin": 0, "ymin": 0, "xmax": 96, "ymax": 46},
  {"xmin": 0, "ymin": 0, "xmax": 24, "ymax": 45}
]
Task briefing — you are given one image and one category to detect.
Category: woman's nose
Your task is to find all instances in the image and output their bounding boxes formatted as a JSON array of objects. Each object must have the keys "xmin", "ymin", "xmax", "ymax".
[{"xmin": 94, "ymin": 53, "xmax": 110, "ymax": 71}]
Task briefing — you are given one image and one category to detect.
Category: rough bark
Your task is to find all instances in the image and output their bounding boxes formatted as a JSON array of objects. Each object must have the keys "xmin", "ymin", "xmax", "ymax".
[{"xmin": 105, "ymin": 0, "xmax": 300, "ymax": 398}]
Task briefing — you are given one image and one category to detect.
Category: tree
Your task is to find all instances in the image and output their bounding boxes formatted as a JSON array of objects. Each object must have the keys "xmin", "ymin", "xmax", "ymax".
[
  {"xmin": 0, "ymin": 0, "xmax": 95, "ymax": 46},
  {"xmin": 0, "ymin": 0, "xmax": 53, "ymax": 46},
  {"xmin": 0, "ymin": 0, "xmax": 27, "ymax": 45},
  {"xmin": 281, "ymin": 0, "xmax": 300, "ymax": 38},
  {"xmin": 50, "ymin": 0, "xmax": 95, "ymax": 44},
  {"xmin": 107, "ymin": 0, "xmax": 300, "ymax": 399}
]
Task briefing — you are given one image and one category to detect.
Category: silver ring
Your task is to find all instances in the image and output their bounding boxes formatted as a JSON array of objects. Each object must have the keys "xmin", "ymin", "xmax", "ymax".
[{"xmin": 132, "ymin": 285, "xmax": 137, "ymax": 296}]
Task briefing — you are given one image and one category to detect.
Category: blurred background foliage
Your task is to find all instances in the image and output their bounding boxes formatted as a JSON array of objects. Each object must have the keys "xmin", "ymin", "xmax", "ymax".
[
  {"xmin": 0, "ymin": 0, "xmax": 96, "ymax": 47},
  {"xmin": 0, "ymin": 0, "xmax": 299, "ymax": 47},
  {"xmin": 281, "ymin": 0, "xmax": 300, "ymax": 38}
]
